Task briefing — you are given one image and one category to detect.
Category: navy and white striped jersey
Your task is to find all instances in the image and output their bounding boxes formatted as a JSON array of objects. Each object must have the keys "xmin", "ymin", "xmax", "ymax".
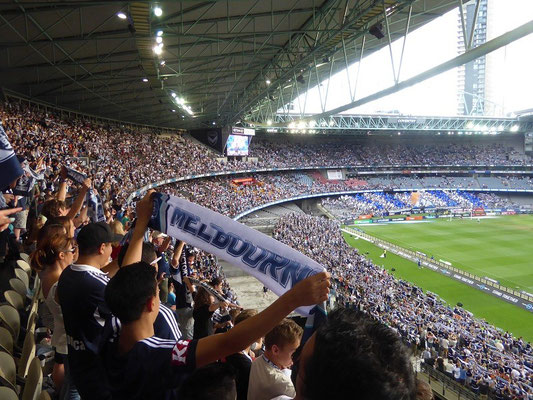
[
  {"xmin": 58, "ymin": 264, "xmax": 183, "ymax": 399},
  {"xmin": 104, "ymin": 336, "xmax": 197, "ymax": 400},
  {"xmin": 58, "ymin": 264, "xmax": 113, "ymax": 399},
  {"xmin": 155, "ymin": 304, "xmax": 181, "ymax": 340}
]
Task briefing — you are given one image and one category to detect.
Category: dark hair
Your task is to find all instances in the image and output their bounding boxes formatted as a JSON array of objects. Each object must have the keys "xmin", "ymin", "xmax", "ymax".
[
  {"xmin": 179, "ymin": 362, "xmax": 236, "ymax": 400},
  {"xmin": 193, "ymin": 287, "xmax": 213, "ymax": 310},
  {"xmin": 43, "ymin": 216, "xmax": 72, "ymax": 235},
  {"xmin": 36, "ymin": 222, "xmax": 67, "ymax": 245},
  {"xmin": 105, "ymin": 262, "xmax": 157, "ymax": 323},
  {"xmin": 78, "ymin": 242, "xmax": 101, "ymax": 257},
  {"xmin": 301, "ymin": 308, "xmax": 416, "ymax": 400},
  {"xmin": 41, "ymin": 199, "xmax": 67, "ymax": 219},
  {"xmin": 117, "ymin": 241, "xmax": 157, "ymax": 267},
  {"xmin": 264, "ymin": 318, "xmax": 302, "ymax": 350},
  {"xmin": 210, "ymin": 277, "xmax": 222, "ymax": 287}
]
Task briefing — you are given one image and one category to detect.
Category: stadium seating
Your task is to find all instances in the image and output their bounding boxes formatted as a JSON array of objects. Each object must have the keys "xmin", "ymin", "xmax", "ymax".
[{"xmin": 1, "ymin": 99, "xmax": 532, "ymax": 399}]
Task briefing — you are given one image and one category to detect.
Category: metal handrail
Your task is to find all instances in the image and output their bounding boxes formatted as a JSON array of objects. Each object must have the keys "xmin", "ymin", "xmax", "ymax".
[{"xmin": 418, "ymin": 362, "xmax": 479, "ymax": 400}]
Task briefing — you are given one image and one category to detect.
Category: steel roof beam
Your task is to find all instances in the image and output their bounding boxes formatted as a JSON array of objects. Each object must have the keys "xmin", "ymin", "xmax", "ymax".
[
  {"xmin": 154, "ymin": 7, "xmax": 318, "ymax": 31},
  {"xmin": 0, "ymin": 1, "xmax": 141, "ymax": 119},
  {"xmin": 294, "ymin": 20, "xmax": 533, "ymax": 123}
]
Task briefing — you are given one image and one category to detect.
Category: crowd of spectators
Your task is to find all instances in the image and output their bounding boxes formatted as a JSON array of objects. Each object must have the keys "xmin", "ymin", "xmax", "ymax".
[
  {"xmin": 273, "ymin": 213, "xmax": 533, "ymax": 400},
  {"xmin": 248, "ymin": 139, "xmax": 530, "ymax": 167},
  {"xmin": 3, "ymin": 101, "xmax": 532, "ymax": 209},
  {"xmin": 322, "ymin": 190, "xmax": 523, "ymax": 219},
  {"xmin": 2, "ymin": 99, "xmax": 533, "ymax": 399}
]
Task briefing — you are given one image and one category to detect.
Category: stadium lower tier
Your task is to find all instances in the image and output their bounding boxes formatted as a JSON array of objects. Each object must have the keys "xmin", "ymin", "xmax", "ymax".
[{"xmin": 273, "ymin": 213, "xmax": 533, "ymax": 400}]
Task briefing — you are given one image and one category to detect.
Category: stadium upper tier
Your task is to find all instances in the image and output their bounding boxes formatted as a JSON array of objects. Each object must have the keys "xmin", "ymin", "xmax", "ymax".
[
  {"xmin": 157, "ymin": 173, "xmax": 533, "ymax": 218},
  {"xmin": 2, "ymin": 101, "xmax": 532, "ymax": 207}
]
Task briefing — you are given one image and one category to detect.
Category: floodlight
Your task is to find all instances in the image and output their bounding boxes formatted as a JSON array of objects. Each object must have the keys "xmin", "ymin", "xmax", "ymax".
[
  {"xmin": 154, "ymin": 6, "xmax": 163, "ymax": 17},
  {"xmin": 117, "ymin": 12, "xmax": 127, "ymax": 19}
]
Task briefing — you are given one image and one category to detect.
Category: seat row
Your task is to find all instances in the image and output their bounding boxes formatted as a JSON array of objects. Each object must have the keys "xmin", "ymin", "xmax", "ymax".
[{"xmin": 0, "ymin": 255, "xmax": 49, "ymax": 400}]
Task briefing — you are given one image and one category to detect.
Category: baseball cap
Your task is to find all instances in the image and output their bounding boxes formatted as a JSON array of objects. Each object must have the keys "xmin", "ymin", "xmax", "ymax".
[{"xmin": 77, "ymin": 222, "xmax": 123, "ymax": 251}]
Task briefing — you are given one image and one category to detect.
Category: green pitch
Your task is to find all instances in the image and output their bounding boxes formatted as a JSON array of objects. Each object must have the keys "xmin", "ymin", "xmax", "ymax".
[
  {"xmin": 354, "ymin": 215, "xmax": 533, "ymax": 292},
  {"xmin": 342, "ymin": 214, "xmax": 533, "ymax": 342}
]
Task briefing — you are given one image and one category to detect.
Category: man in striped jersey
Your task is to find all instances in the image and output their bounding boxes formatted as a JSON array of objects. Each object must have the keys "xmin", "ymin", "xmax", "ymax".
[
  {"xmin": 101, "ymin": 191, "xmax": 330, "ymax": 399},
  {"xmin": 58, "ymin": 222, "xmax": 181, "ymax": 400},
  {"xmin": 104, "ymin": 262, "xmax": 330, "ymax": 400}
]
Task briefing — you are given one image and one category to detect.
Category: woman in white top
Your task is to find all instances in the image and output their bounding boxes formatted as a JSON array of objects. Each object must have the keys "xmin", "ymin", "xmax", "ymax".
[{"xmin": 31, "ymin": 219, "xmax": 77, "ymax": 394}]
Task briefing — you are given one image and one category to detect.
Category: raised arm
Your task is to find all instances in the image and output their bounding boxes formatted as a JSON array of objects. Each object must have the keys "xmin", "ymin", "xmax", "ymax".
[
  {"xmin": 195, "ymin": 271, "xmax": 330, "ymax": 367},
  {"xmin": 57, "ymin": 166, "xmax": 68, "ymax": 201},
  {"xmin": 73, "ymin": 205, "xmax": 88, "ymax": 228},
  {"xmin": 122, "ymin": 190, "xmax": 154, "ymax": 267},
  {"xmin": 171, "ymin": 241, "xmax": 185, "ymax": 268},
  {"xmin": 66, "ymin": 178, "xmax": 91, "ymax": 220}
]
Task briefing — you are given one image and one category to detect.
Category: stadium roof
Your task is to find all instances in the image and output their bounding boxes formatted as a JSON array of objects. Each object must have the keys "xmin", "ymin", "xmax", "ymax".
[{"xmin": 0, "ymin": 0, "xmax": 458, "ymax": 129}]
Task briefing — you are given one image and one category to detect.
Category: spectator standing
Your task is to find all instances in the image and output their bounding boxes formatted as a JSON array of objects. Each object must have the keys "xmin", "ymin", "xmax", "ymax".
[{"xmin": 57, "ymin": 222, "xmax": 122, "ymax": 399}]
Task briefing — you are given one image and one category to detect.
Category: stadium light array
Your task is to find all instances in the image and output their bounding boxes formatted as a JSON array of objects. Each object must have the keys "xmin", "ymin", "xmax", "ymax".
[
  {"xmin": 142, "ymin": 78, "xmax": 148, "ymax": 82},
  {"xmin": 156, "ymin": 30, "xmax": 163, "ymax": 37},
  {"xmin": 156, "ymin": 36, "xmax": 163, "ymax": 44},
  {"xmin": 117, "ymin": 12, "xmax": 127, "ymax": 19},
  {"xmin": 153, "ymin": 45, "xmax": 162, "ymax": 55},
  {"xmin": 171, "ymin": 92, "xmax": 177, "ymax": 98},
  {"xmin": 153, "ymin": 6, "xmax": 163, "ymax": 17}
]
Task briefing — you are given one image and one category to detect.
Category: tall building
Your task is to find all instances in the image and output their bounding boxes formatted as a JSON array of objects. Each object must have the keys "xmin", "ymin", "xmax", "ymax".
[{"xmin": 456, "ymin": 0, "xmax": 488, "ymax": 115}]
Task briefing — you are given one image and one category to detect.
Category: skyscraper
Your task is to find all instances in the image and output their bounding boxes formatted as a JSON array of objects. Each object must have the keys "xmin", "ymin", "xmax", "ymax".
[{"xmin": 457, "ymin": 0, "xmax": 488, "ymax": 115}]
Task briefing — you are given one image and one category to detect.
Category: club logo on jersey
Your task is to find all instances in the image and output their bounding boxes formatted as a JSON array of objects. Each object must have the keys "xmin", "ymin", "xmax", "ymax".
[{"xmin": 171, "ymin": 340, "xmax": 190, "ymax": 366}]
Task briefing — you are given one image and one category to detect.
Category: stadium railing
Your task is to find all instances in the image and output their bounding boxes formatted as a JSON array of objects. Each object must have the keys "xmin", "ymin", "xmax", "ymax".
[
  {"xmin": 341, "ymin": 227, "xmax": 533, "ymax": 305},
  {"xmin": 417, "ymin": 362, "xmax": 479, "ymax": 400}
]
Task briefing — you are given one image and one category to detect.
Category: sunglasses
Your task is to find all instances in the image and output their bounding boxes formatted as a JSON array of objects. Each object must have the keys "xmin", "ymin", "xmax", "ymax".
[{"xmin": 64, "ymin": 244, "xmax": 78, "ymax": 253}]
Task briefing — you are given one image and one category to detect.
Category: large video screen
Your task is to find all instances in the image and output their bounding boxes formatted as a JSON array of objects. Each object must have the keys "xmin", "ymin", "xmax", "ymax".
[{"xmin": 226, "ymin": 134, "xmax": 250, "ymax": 156}]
